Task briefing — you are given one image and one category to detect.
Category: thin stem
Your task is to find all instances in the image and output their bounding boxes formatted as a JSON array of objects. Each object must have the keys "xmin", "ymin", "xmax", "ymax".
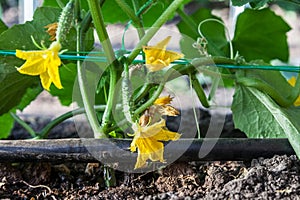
[
  {"xmin": 76, "ymin": 25, "xmax": 104, "ymax": 138},
  {"xmin": 189, "ymin": 74, "xmax": 201, "ymax": 139},
  {"xmin": 38, "ymin": 105, "xmax": 106, "ymax": 138},
  {"xmin": 168, "ymin": 57, "xmax": 236, "ymax": 81},
  {"xmin": 87, "ymin": 0, "xmax": 119, "ymax": 133},
  {"xmin": 133, "ymin": 83, "xmax": 154, "ymax": 104},
  {"xmin": 10, "ymin": 112, "xmax": 37, "ymax": 138},
  {"xmin": 127, "ymin": 0, "xmax": 186, "ymax": 64},
  {"xmin": 236, "ymin": 77, "xmax": 293, "ymax": 107},
  {"xmin": 131, "ymin": 0, "xmax": 145, "ymax": 40},
  {"xmin": 198, "ymin": 18, "xmax": 234, "ymax": 59},
  {"xmin": 208, "ymin": 75, "xmax": 221, "ymax": 101},
  {"xmin": 190, "ymin": 74, "xmax": 210, "ymax": 108},
  {"xmin": 133, "ymin": 82, "xmax": 165, "ymax": 117},
  {"xmin": 115, "ymin": 0, "xmax": 144, "ymax": 30},
  {"xmin": 87, "ymin": 0, "xmax": 116, "ymax": 64},
  {"xmin": 56, "ymin": 0, "xmax": 65, "ymax": 8}
]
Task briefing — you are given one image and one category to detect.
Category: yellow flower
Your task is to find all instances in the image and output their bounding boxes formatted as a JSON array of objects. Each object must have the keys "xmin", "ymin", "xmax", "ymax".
[
  {"xmin": 130, "ymin": 119, "xmax": 181, "ymax": 169},
  {"xmin": 154, "ymin": 95, "xmax": 173, "ymax": 105},
  {"xmin": 16, "ymin": 41, "xmax": 63, "ymax": 91},
  {"xmin": 143, "ymin": 36, "xmax": 184, "ymax": 72},
  {"xmin": 288, "ymin": 76, "xmax": 300, "ymax": 106},
  {"xmin": 154, "ymin": 96, "xmax": 180, "ymax": 116}
]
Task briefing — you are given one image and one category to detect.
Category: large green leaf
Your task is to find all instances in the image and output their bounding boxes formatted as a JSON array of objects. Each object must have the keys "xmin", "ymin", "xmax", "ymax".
[
  {"xmin": 232, "ymin": 85, "xmax": 286, "ymax": 138},
  {"xmin": 0, "ymin": 19, "xmax": 7, "ymax": 34},
  {"xmin": 0, "ymin": 112, "xmax": 14, "ymax": 139},
  {"xmin": 232, "ymin": 85, "xmax": 300, "ymax": 158},
  {"xmin": 232, "ymin": 8, "xmax": 291, "ymax": 62},
  {"xmin": 0, "ymin": 7, "xmax": 62, "ymax": 50},
  {"xmin": 177, "ymin": 8, "xmax": 229, "ymax": 58},
  {"xmin": 0, "ymin": 86, "xmax": 42, "ymax": 139}
]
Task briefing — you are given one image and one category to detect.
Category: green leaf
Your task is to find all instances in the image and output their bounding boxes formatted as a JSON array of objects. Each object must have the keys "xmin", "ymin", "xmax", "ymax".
[
  {"xmin": 0, "ymin": 112, "xmax": 14, "ymax": 139},
  {"xmin": 232, "ymin": 8, "xmax": 291, "ymax": 62},
  {"xmin": 232, "ymin": 85, "xmax": 286, "ymax": 138},
  {"xmin": 177, "ymin": 8, "xmax": 229, "ymax": 58},
  {"xmin": 0, "ymin": 19, "xmax": 7, "ymax": 34},
  {"xmin": 232, "ymin": 85, "xmax": 300, "ymax": 158},
  {"xmin": 0, "ymin": 86, "xmax": 41, "ymax": 139},
  {"xmin": 0, "ymin": 67, "xmax": 40, "ymax": 115},
  {"xmin": 0, "ymin": 7, "xmax": 61, "ymax": 50}
]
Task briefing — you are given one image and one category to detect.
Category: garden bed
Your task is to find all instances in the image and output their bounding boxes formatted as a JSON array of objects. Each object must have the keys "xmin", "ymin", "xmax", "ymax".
[
  {"xmin": 0, "ymin": 154, "xmax": 299, "ymax": 199},
  {"xmin": 0, "ymin": 111, "xmax": 299, "ymax": 199}
]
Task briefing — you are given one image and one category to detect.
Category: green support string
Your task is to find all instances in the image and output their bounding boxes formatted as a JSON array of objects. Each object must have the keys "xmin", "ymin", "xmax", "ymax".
[{"xmin": 1, "ymin": 49, "xmax": 300, "ymax": 72}]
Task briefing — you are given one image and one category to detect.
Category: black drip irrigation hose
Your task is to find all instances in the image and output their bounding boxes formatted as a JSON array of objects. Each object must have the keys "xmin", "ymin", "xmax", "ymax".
[{"xmin": 0, "ymin": 138, "xmax": 294, "ymax": 163}]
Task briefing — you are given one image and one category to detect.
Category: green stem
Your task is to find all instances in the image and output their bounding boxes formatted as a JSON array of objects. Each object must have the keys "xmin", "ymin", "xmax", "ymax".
[
  {"xmin": 115, "ymin": 0, "xmax": 144, "ymax": 30},
  {"xmin": 133, "ymin": 83, "xmax": 154, "ymax": 104},
  {"xmin": 190, "ymin": 74, "xmax": 210, "ymax": 108},
  {"xmin": 167, "ymin": 57, "xmax": 236, "ymax": 81},
  {"xmin": 133, "ymin": 82, "xmax": 165, "ymax": 117},
  {"xmin": 127, "ymin": 0, "xmax": 186, "ymax": 64},
  {"xmin": 10, "ymin": 112, "xmax": 37, "ymax": 138},
  {"xmin": 76, "ymin": 25, "xmax": 104, "ymax": 138},
  {"xmin": 189, "ymin": 74, "xmax": 201, "ymax": 139},
  {"xmin": 208, "ymin": 76, "xmax": 221, "ymax": 101},
  {"xmin": 292, "ymin": 73, "xmax": 300, "ymax": 103},
  {"xmin": 87, "ymin": 0, "xmax": 116, "ymax": 64},
  {"xmin": 87, "ymin": 0, "xmax": 119, "ymax": 133},
  {"xmin": 38, "ymin": 105, "xmax": 106, "ymax": 139},
  {"xmin": 56, "ymin": 0, "xmax": 65, "ymax": 8},
  {"xmin": 131, "ymin": 0, "xmax": 146, "ymax": 40},
  {"xmin": 197, "ymin": 18, "xmax": 234, "ymax": 59},
  {"xmin": 236, "ymin": 77, "xmax": 293, "ymax": 107}
]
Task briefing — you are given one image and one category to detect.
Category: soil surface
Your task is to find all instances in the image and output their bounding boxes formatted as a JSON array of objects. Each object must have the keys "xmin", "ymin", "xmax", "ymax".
[
  {"xmin": 1, "ymin": 112, "xmax": 300, "ymax": 199},
  {"xmin": 0, "ymin": 155, "xmax": 299, "ymax": 199}
]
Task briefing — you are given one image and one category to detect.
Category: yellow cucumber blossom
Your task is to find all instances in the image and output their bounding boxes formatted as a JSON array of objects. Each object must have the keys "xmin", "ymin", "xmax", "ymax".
[
  {"xmin": 130, "ymin": 95, "xmax": 181, "ymax": 169},
  {"xmin": 16, "ymin": 41, "xmax": 63, "ymax": 91},
  {"xmin": 154, "ymin": 95, "xmax": 173, "ymax": 105},
  {"xmin": 288, "ymin": 76, "xmax": 300, "ymax": 106},
  {"xmin": 143, "ymin": 36, "xmax": 184, "ymax": 72},
  {"xmin": 130, "ymin": 119, "xmax": 181, "ymax": 169},
  {"xmin": 153, "ymin": 95, "xmax": 179, "ymax": 116}
]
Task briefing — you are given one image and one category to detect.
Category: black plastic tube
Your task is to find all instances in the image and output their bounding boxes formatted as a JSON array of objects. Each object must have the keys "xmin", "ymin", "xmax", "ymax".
[{"xmin": 0, "ymin": 138, "xmax": 294, "ymax": 163}]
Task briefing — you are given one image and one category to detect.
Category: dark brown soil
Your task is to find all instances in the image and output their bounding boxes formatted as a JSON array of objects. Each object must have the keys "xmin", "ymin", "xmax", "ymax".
[
  {"xmin": 3, "ymin": 110, "xmax": 299, "ymax": 199},
  {"xmin": 1, "ymin": 154, "xmax": 300, "ymax": 199}
]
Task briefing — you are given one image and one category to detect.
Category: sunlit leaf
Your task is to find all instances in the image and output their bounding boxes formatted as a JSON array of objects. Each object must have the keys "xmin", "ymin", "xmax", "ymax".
[
  {"xmin": 232, "ymin": 8, "xmax": 291, "ymax": 62},
  {"xmin": 232, "ymin": 85, "xmax": 300, "ymax": 158}
]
